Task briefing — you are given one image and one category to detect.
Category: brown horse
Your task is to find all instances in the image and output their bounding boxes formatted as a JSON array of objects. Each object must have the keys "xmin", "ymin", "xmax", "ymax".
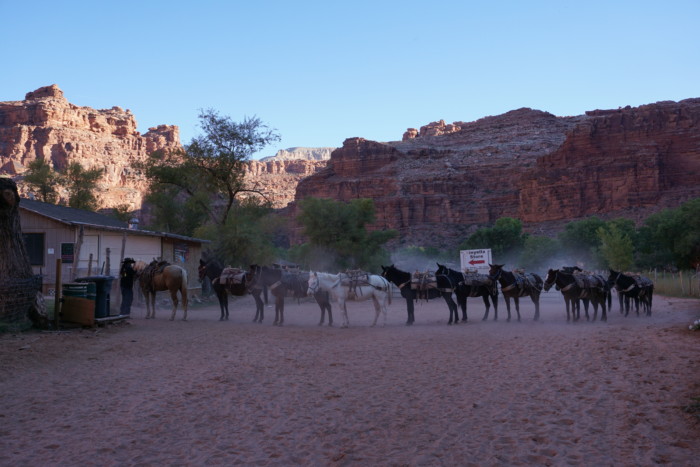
[{"xmin": 135, "ymin": 260, "xmax": 189, "ymax": 320}]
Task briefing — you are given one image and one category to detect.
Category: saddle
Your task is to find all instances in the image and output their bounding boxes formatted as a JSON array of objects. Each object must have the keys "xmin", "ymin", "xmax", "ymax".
[
  {"xmin": 142, "ymin": 260, "xmax": 170, "ymax": 292},
  {"xmin": 341, "ymin": 269, "xmax": 372, "ymax": 299},
  {"xmin": 410, "ymin": 270, "xmax": 438, "ymax": 300},
  {"xmin": 571, "ymin": 271, "xmax": 606, "ymax": 297},
  {"xmin": 219, "ymin": 267, "xmax": 246, "ymax": 286},
  {"xmin": 461, "ymin": 271, "xmax": 495, "ymax": 296}
]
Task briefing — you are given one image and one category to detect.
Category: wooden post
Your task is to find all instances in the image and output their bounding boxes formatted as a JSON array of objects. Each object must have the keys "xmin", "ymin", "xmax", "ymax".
[
  {"xmin": 87, "ymin": 253, "xmax": 93, "ymax": 276},
  {"xmin": 54, "ymin": 258, "xmax": 62, "ymax": 330},
  {"xmin": 105, "ymin": 248, "xmax": 111, "ymax": 276},
  {"xmin": 71, "ymin": 226, "xmax": 84, "ymax": 281}
]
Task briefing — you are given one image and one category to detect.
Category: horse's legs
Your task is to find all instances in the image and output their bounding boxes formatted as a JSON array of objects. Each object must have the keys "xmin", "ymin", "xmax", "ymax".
[
  {"xmin": 169, "ymin": 289, "xmax": 179, "ymax": 321},
  {"xmin": 340, "ymin": 300, "xmax": 349, "ymax": 328},
  {"xmin": 444, "ymin": 293, "xmax": 458, "ymax": 325},
  {"xmin": 277, "ymin": 296, "xmax": 284, "ymax": 326},
  {"xmin": 514, "ymin": 297, "xmax": 521, "ymax": 322},
  {"xmin": 492, "ymin": 293, "xmax": 498, "ymax": 321},
  {"xmin": 406, "ymin": 297, "xmax": 414, "ymax": 325},
  {"xmin": 252, "ymin": 290, "xmax": 264, "ymax": 323},
  {"xmin": 149, "ymin": 293, "xmax": 156, "ymax": 319},
  {"xmin": 370, "ymin": 296, "xmax": 381, "ymax": 327},
  {"xmin": 458, "ymin": 292, "xmax": 468, "ymax": 322},
  {"xmin": 325, "ymin": 302, "xmax": 333, "ymax": 326},
  {"xmin": 504, "ymin": 296, "xmax": 512, "ymax": 322},
  {"xmin": 564, "ymin": 296, "xmax": 571, "ymax": 322},
  {"xmin": 532, "ymin": 293, "xmax": 540, "ymax": 321},
  {"xmin": 480, "ymin": 294, "xmax": 489, "ymax": 321}
]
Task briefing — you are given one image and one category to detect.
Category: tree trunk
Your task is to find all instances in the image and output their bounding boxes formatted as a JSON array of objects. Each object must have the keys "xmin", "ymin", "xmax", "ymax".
[{"xmin": 0, "ymin": 178, "xmax": 47, "ymax": 329}]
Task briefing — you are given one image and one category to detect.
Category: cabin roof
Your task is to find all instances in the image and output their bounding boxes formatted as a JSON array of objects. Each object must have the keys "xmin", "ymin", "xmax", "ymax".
[{"xmin": 19, "ymin": 198, "xmax": 210, "ymax": 244}]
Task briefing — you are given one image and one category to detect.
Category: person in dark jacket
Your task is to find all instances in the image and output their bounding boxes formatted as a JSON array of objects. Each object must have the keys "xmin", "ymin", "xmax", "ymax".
[{"xmin": 120, "ymin": 258, "xmax": 137, "ymax": 315}]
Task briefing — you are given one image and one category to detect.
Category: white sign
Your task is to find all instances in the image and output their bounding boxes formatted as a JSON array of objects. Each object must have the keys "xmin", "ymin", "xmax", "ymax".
[{"xmin": 460, "ymin": 248, "xmax": 492, "ymax": 274}]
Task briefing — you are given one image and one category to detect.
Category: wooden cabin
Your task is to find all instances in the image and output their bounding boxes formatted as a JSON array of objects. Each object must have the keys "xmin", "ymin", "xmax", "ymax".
[{"xmin": 18, "ymin": 199, "xmax": 209, "ymax": 307}]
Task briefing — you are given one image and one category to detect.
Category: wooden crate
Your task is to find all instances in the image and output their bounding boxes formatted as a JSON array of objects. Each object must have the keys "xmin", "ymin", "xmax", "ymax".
[{"xmin": 62, "ymin": 297, "xmax": 95, "ymax": 326}]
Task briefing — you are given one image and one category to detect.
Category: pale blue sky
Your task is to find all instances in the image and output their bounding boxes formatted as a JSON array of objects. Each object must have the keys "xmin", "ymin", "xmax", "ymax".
[{"xmin": 2, "ymin": 1, "xmax": 698, "ymax": 158}]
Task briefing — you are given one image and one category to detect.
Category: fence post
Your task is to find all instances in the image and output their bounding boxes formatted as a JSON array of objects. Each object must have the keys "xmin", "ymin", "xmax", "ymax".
[{"xmin": 54, "ymin": 258, "xmax": 62, "ymax": 330}]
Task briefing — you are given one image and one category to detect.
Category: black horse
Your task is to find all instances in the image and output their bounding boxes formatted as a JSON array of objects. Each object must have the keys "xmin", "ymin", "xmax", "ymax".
[
  {"xmin": 607, "ymin": 269, "xmax": 654, "ymax": 316},
  {"xmin": 435, "ymin": 263, "xmax": 498, "ymax": 321},
  {"xmin": 248, "ymin": 265, "xmax": 333, "ymax": 326},
  {"xmin": 543, "ymin": 269, "xmax": 608, "ymax": 322},
  {"xmin": 488, "ymin": 264, "xmax": 543, "ymax": 321},
  {"xmin": 381, "ymin": 264, "xmax": 459, "ymax": 325},
  {"xmin": 198, "ymin": 258, "xmax": 250, "ymax": 321}
]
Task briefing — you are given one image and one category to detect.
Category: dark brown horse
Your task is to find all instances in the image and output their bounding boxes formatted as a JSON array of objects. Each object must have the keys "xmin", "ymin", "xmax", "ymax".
[
  {"xmin": 488, "ymin": 264, "xmax": 543, "ymax": 321},
  {"xmin": 543, "ymin": 269, "xmax": 608, "ymax": 322},
  {"xmin": 607, "ymin": 269, "xmax": 654, "ymax": 316},
  {"xmin": 436, "ymin": 263, "xmax": 498, "ymax": 321},
  {"xmin": 381, "ymin": 264, "xmax": 459, "ymax": 325},
  {"xmin": 198, "ymin": 258, "xmax": 249, "ymax": 321},
  {"xmin": 248, "ymin": 265, "xmax": 332, "ymax": 326},
  {"xmin": 135, "ymin": 260, "xmax": 189, "ymax": 320}
]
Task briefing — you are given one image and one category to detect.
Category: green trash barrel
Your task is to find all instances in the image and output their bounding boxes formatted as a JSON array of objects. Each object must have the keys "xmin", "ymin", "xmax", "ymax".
[{"xmin": 63, "ymin": 283, "xmax": 87, "ymax": 298}]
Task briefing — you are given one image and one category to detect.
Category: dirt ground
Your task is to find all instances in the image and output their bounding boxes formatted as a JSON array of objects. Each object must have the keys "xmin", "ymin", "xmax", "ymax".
[{"xmin": 1, "ymin": 291, "xmax": 699, "ymax": 466}]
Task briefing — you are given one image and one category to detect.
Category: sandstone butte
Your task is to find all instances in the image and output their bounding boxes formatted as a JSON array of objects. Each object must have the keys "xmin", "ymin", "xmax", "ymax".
[
  {"xmin": 0, "ymin": 85, "xmax": 328, "ymax": 211},
  {"xmin": 2, "ymin": 85, "xmax": 699, "ymax": 249},
  {"xmin": 292, "ymin": 101, "xmax": 700, "ymax": 247}
]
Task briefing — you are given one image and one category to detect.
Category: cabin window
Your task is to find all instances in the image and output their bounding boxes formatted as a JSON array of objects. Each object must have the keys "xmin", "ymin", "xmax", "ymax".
[{"xmin": 23, "ymin": 233, "xmax": 45, "ymax": 266}]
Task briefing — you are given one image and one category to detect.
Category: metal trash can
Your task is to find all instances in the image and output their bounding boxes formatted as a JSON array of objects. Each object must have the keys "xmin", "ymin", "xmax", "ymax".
[{"xmin": 76, "ymin": 275, "xmax": 115, "ymax": 318}]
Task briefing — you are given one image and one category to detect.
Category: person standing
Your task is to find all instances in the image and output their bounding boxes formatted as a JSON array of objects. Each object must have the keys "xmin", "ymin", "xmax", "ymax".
[{"xmin": 119, "ymin": 258, "xmax": 136, "ymax": 315}]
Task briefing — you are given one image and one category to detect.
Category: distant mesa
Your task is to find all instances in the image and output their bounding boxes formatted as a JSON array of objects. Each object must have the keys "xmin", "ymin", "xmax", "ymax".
[{"xmin": 260, "ymin": 147, "xmax": 335, "ymax": 162}]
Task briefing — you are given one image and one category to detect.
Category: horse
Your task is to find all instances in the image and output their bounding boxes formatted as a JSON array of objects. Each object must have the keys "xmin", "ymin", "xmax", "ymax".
[
  {"xmin": 435, "ymin": 263, "xmax": 498, "ymax": 321},
  {"xmin": 198, "ymin": 258, "xmax": 249, "ymax": 321},
  {"xmin": 134, "ymin": 260, "xmax": 189, "ymax": 320},
  {"xmin": 607, "ymin": 269, "xmax": 654, "ymax": 316},
  {"xmin": 307, "ymin": 271, "xmax": 391, "ymax": 327},
  {"xmin": 487, "ymin": 264, "xmax": 543, "ymax": 321},
  {"xmin": 543, "ymin": 269, "xmax": 608, "ymax": 322},
  {"xmin": 380, "ymin": 264, "xmax": 458, "ymax": 325},
  {"xmin": 248, "ymin": 265, "xmax": 333, "ymax": 326}
]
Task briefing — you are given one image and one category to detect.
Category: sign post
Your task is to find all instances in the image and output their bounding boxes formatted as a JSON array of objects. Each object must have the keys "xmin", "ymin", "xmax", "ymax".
[{"xmin": 460, "ymin": 249, "xmax": 492, "ymax": 274}]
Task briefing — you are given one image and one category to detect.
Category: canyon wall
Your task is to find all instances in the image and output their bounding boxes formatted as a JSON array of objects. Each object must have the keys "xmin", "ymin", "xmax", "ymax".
[
  {"xmin": 295, "ymin": 101, "xmax": 700, "ymax": 247},
  {"xmin": 0, "ymin": 85, "xmax": 327, "ymax": 210}
]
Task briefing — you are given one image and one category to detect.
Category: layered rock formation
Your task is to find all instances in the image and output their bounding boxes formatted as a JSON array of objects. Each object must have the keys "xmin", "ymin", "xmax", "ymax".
[
  {"xmin": 0, "ymin": 85, "xmax": 328, "ymax": 210},
  {"xmin": 295, "ymin": 101, "xmax": 700, "ymax": 247},
  {"xmin": 260, "ymin": 147, "xmax": 335, "ymax": 162},
  {"xmin": 0, "ymin": 85, "xmax": 180, "ymax": 209}
]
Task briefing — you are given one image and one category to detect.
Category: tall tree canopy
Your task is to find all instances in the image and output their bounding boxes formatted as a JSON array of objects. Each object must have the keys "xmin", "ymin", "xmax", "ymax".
[
  {"xmin": 294, "ymin": 197, "xmax": 397, "ymax": 270},
  {"xmin": 142, "ymin": 109, "xmax": 280, "ymax": 227},
  {"xmin": 23, "ymin": 158, "xmax": 61, "ymax": 203}
]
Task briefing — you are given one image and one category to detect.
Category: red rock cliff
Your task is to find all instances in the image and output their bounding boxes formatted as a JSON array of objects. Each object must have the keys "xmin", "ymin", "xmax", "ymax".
[
  {"xmin": 295, "ymin": 101, "xmax": 700, "ymax": 247},
  {"xmin": 0, "ymin": 84, "xmax": 180, "ymax": 209}
]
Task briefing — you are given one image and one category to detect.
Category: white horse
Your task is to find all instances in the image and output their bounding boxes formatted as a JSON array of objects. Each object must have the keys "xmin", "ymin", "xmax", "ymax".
[{"xmin": 307, "ymin": 271, "xmax": 392, "ymax": 327}]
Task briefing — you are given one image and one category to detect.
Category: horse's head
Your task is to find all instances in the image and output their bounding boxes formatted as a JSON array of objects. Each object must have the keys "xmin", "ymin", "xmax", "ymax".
[
  {"xmin": 132, "ymin": 260, "xmax": 148, "ymax": 276},
  {"xmin": 488, "ymin": 264, "xmax": 504, "ymax": 281},
  {"xmin": 436, "ymin": 263, "xmax": 447, "ymax": 275},
  {"xmin": 607, "ymin": 269, "xmax": 621, "ymax": 287},
  {"xmin": 543, "ymin": 268, "xmax": 558, "ymax": 291},
  {"xmin": 307, "ymin": 271, "xmax": 320, "ymax": 296}
]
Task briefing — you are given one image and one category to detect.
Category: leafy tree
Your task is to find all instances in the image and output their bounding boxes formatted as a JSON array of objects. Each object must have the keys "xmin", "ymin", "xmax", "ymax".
[
  {"xmin": 520, "ymin": 235, "xmax": 560, "ymax": 270},
  {"xmin": 62, "ymin": 162, "xmax": 104, "ymax": 211},
  {"xmin": 141, "ymin": 109, "xmax": 280, "ymax": 227},
  {"xmin": 143, "ymin": 186, "xmax": 209, "ymax": 237},
  {"xmin": 557, "ymin": 216, "xmax": 606, "ymax": 266},
  {"xmin": 295, "ymin": 197, "xmax": 397, "ymax": 270},
  {"xmin": 23, "ymin": 158, "xmax": 61, "ymax": 203},
  {"xmin": 596, "ymin": 224, "xmax": 634, "ymax": 270},
  {"xmin": 639, "ymin": 198, "xmax": 700, "ymax": 268},
  {"xmin": 195, "ymin": 198, "xmax": 280, "ymax": 267},
  {"xmin": 459, "ymin": 217, "xmax": 526, "ymax": 260}
]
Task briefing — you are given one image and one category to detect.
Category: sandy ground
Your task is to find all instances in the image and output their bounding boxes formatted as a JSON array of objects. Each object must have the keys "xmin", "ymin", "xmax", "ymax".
[{"xmin": 1, "ymin": 290, "xmax": 699, "ymax": 466}]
